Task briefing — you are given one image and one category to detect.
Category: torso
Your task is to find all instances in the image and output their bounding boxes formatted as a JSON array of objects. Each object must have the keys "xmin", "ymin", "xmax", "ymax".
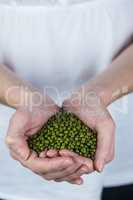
[{"xmin": 0, "ymin": 1, "xmax": 133, "ymax": 199}]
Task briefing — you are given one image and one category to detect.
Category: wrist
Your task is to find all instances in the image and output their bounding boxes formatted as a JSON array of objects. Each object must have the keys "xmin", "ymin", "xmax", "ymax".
[
  {"xmin": 7, "ymin": 85, "xmax": 59, "ymax": 117},
  {"xmin": 85, "ymin": 82, "xmax": 113, "ymax": 107},
  {"xmin": 5, "ymin": 85, "xmax": 45, "ymax": 109}
]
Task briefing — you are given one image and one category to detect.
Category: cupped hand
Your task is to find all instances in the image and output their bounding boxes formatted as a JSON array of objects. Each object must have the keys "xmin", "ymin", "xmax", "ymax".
[
  {"xmin": 57, "ymin": 85, "xmax": 115, "ymax": 184},
  {"xmin": 5, "ymin": 94, "xmax": 81, "ymax": 182}
]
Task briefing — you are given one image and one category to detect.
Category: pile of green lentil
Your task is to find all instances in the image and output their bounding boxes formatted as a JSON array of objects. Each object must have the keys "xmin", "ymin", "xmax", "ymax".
[{"xmin": 28, "ymin": 111, "xmax": 97, "ymax": 160}]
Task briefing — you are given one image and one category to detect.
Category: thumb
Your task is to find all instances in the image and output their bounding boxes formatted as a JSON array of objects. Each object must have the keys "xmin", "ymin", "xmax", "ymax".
[
  {"xmin": 5, "ymin": 112, "xmax": 31, "ymax": 161},
  {"xmin": 94, "ymin": 119, "xmax": 115, "ymax": 172},
  {"xmin": 5, "ymin": 135, "xmax": 30, "ymax": 160}
]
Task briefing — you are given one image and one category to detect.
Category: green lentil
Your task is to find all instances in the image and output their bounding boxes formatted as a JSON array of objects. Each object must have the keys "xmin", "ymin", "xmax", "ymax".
[{"xmin": 27, "ymin": 111, "xmax": 97, "ymax": 160}]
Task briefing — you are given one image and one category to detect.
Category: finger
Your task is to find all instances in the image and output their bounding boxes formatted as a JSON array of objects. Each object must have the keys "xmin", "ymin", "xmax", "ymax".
[
  {"xmin": 59, "ymin": 149, "xmax": 79, "ymax": 158},
  {"xmin": 5, "ymin": 112, "xmax": 32, "ymax": 160},
  {"xmin": 6, "ymin": 135, "xmax": 31, "ymax": 161},
  {"xmin": 76, "ymin": 164, "xmax": 94, "ymax": 175},
  {"xmin": 59, "ymin": 150, "xmax": 94, "ymax": 171},
  {"xmin": 10, "ymin": 151, "xmax": 20, "ymax": 161},
  {"xmin": 20, "ymin": 153, "xmax": 74, "ymax": 174},
  {"xmin": 46, "ymin": 150, "xmax": 59, "ymax": 158},
  {"xmin": 54, "ymin": 164, "xmax": 88, "ymax": 182},
  {"xmin": 68, "ymin": 177, "xmax": 84, "ymax": 185},
  {"xmin": 55, "ymin": 176, "xmax": 84, "ymax": 185},
  {"xmin": 39, "ymin": 150, "xmax": 48, "ymax": 158},
  {"xmin": 5, "ymin": 111, "xmax": 44, "ymax": 161},
  {"xmin": 94, "ymin": 119, "xmax": 115, "ymax": 172},
  {"xmin": 40, "ymin": 161, "xmax": 81, "ymax": 181},
  {"xmin": 69, "ymin": 164, "xmax": 92, "ymax": 179}
]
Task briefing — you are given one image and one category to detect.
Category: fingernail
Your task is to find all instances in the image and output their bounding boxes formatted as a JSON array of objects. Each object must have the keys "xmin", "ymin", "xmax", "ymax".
[
  {"xmin": 76, "ymin": 179, "xmax": 83, "ymax": 185},
  {"xmin": 98, "ymin": 163, "xmax": 104, "ymax": 172}
]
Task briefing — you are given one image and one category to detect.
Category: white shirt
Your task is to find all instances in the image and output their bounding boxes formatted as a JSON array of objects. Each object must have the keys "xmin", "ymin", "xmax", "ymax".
[{"xmin": 0, "ymin": 0, "xmax": 133, "ymax": 200}]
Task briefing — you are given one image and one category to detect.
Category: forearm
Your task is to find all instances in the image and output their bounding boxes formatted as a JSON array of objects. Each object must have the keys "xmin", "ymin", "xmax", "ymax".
[
  {"xmin": 88, "ymin": 44, "xmax": 133, "ymax": 106},
  {"xmin": 0, "ymin": 64, "xmax": 41, "ymax": 109}
]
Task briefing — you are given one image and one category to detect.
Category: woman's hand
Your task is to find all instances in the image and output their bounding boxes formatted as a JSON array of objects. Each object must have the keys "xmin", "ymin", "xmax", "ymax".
[
  {"xmin": 56, "ymin": 84, "xmax": 115, "ymax": 184},
  {"xmin": 5, "ymin": 94, "xmax": 81, "ymax": 182},
  {"xmin": 0, "ymin": 64, "xmax": 82, "ymax": 183},
  {"xmin": 57, "ymin": 44, "xmax": 133, "ymax": 184}
]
